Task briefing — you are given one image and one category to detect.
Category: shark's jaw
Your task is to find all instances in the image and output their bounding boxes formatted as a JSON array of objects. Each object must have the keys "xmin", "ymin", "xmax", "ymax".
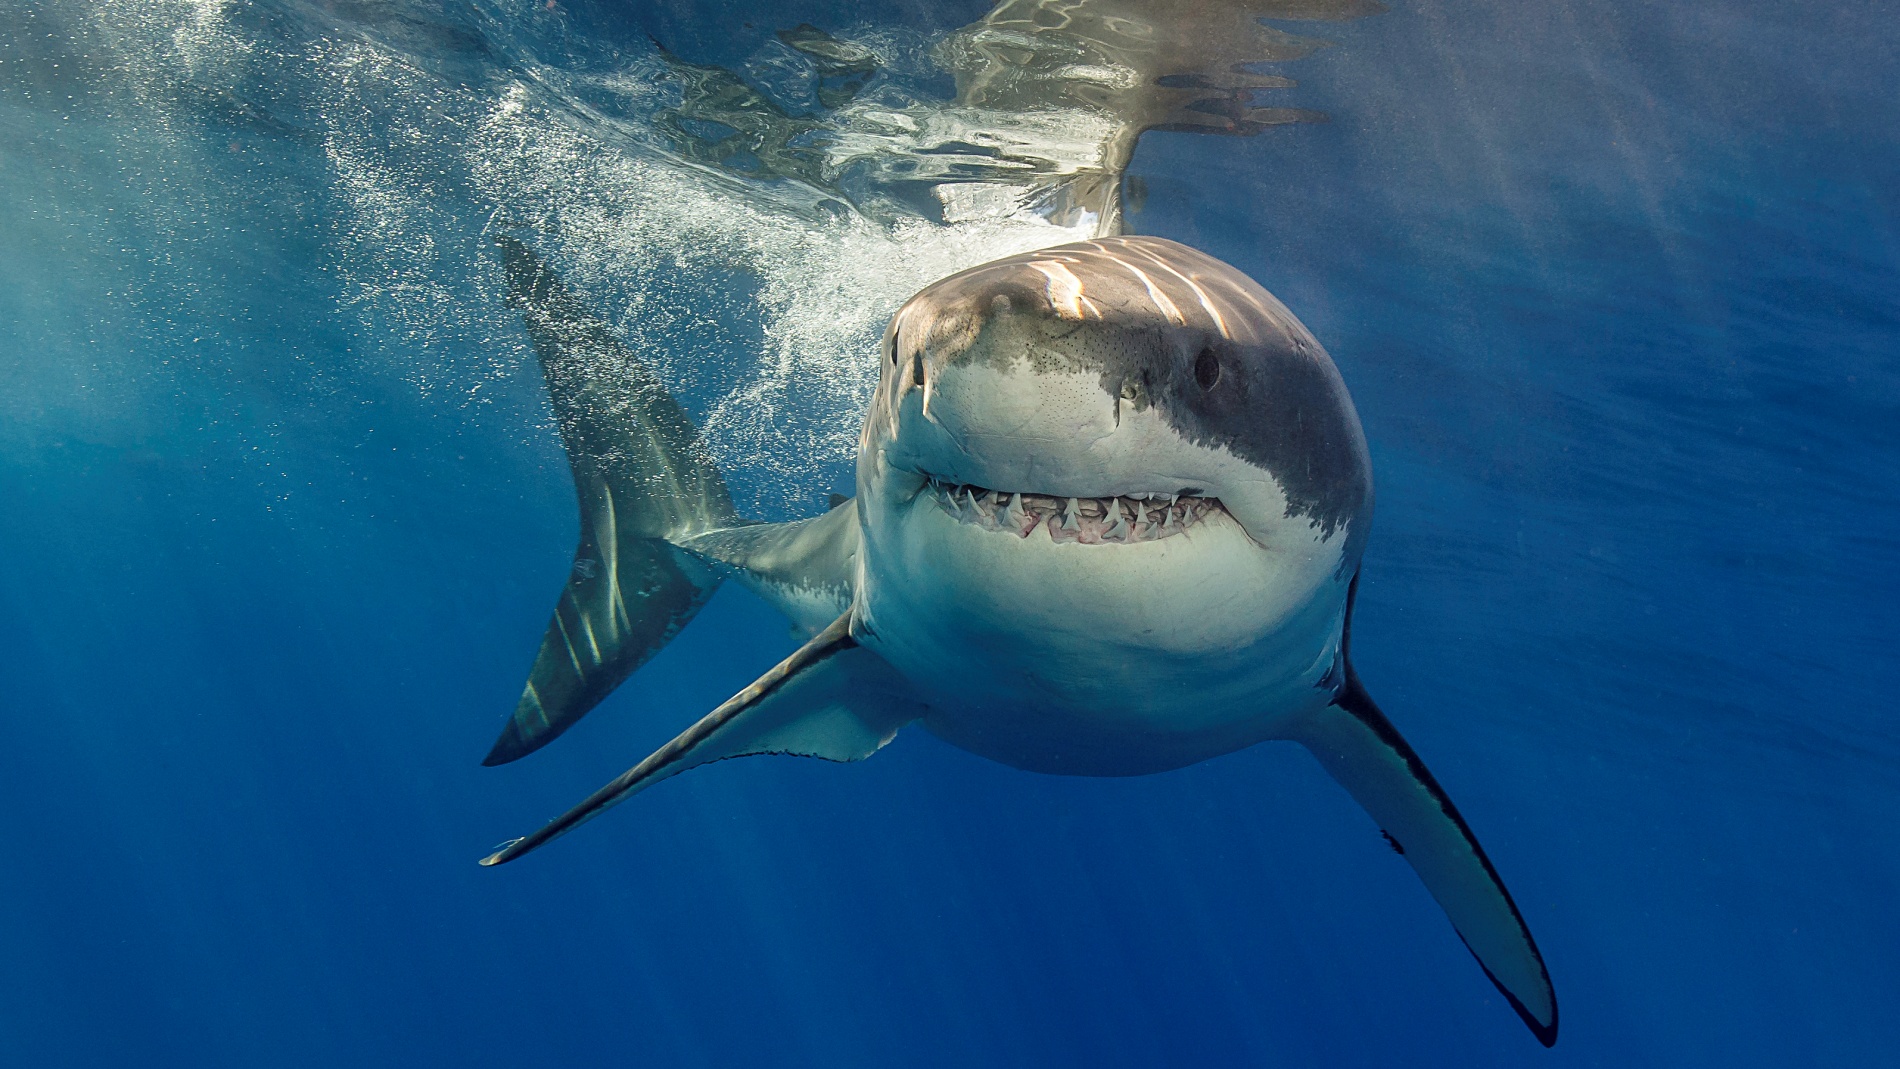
[
  {"xmin": 918, "ymin": 473, "xmax": 1226, "ymax": 545},
  {"xmin": 865, "ymin": 454, "xmax": 1338, "ymax": 672},
  {"xmin": 859, "ymin": 472, "xmax": 1343, "ymax": 775},
  {"xmin": 858, "ymin": 442, "xmax": 1354, "ymax": 775}
]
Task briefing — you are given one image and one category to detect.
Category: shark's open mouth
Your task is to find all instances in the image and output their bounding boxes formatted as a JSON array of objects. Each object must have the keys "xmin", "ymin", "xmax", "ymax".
[{"xmin": 921, "ymin": 474, "xmax": 1223, "ymax": 544}]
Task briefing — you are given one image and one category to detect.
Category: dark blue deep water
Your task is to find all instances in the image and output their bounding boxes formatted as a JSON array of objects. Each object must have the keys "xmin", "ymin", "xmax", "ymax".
[{"xmin": 3, "ymin": 1, "xmax": 1896, "ymax": 1065}]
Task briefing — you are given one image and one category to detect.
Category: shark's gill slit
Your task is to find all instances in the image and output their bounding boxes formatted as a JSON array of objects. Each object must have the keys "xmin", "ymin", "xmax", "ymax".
[{"xmin": 920, "ymin": 473, "xmax": 1221, "ymax": 544}]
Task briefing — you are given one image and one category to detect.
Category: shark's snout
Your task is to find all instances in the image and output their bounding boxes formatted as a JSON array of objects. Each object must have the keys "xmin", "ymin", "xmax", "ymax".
[{"xmin": 869, "ymin": 236, "xmax": 1372, "ymax": 555}]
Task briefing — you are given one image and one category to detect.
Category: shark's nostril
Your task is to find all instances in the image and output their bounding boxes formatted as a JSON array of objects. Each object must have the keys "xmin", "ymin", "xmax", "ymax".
[{"xmin": 911, "ymin": 355, "xmax": 925, "ymax": 387}]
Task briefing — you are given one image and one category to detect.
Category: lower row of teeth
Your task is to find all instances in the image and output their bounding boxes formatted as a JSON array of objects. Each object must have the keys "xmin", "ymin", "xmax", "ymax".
[{"xmin": 926, "ymin": 480, "xmax": 1216, "ymax": 543}]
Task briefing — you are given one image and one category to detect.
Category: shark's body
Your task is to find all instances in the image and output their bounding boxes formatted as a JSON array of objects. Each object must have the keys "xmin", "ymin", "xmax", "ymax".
[{"xmin": 480, "ymin": 234, "xmax": 1558, "ymax": 1046}]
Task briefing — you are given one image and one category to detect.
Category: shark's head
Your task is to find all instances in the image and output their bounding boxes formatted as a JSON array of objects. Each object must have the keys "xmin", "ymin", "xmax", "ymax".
[{"xmin": 854, "ymin": 236, "xmax": 1373, "ymax": 767}]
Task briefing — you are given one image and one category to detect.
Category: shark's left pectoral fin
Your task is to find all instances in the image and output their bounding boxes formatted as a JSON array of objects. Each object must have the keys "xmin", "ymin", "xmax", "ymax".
[
  {"xmin": 1290, "ymin": 675, "xmax": 1558, "ymax": 1046},
  {"xmin": 481, "ymin": 612, "xmax": 919, "ymax": 866}
]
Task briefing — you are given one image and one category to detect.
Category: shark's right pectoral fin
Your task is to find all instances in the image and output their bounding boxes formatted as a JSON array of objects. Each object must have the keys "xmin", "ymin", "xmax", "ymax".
[
  {"xmin": 481, "ymin": 612, "xmax": 919, "ymax": 866},
  {"xmin": 1289, "ymin": 673, "xmax": 1558, "ymax": 1046}
]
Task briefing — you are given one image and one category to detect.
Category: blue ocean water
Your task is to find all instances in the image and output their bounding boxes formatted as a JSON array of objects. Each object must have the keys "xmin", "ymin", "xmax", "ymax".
[{"xmin": 2, "ymin": 1, "xmax": 1896, "ymax": 1066}]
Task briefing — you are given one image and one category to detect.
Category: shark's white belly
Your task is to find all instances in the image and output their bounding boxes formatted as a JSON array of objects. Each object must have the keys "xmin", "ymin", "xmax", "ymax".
[{"xmin": 857, "ymin": 498, "xmax": 1348, "ymax": 775}]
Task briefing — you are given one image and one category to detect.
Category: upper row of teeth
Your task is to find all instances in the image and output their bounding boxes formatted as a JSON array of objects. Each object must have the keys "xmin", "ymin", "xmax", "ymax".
[{"xmin": 924, "ymin": 477, "xmax": 1215, "ymax": 542}]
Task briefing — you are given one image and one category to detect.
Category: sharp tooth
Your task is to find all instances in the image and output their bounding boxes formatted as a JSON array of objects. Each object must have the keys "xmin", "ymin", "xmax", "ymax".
[
  {"xmin": 1060, "ymin": 498, "xmax": 1080, "ymax": 532},
  {"xmin": 1102, "ymin": 499, "xmax": 1129, "ymax": 541},
  {"xmin": 1005, "ymin": 492, "xmax": 1029, "ymax": 534}
]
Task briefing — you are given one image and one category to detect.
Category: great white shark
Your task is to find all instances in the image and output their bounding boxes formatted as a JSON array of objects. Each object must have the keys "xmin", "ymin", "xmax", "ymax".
[{"xmin": 479, "ymin": 232, "xmax": 1558, "ymax": 1046}]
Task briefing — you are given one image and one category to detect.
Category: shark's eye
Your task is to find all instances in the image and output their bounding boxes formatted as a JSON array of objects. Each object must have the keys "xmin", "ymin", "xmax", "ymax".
[
  {"xmin": 1194, "ymin": 347, "xmax": 1222, "ymax": 390},
  {"xmin": 888, "ymin": 333, "xmax": 899, "ymax": 366}
]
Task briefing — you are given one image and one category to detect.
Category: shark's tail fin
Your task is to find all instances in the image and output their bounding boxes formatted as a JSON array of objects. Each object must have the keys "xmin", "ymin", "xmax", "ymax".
[{"xmin": 484, "ymin": 233, "xmax": 739, "ymax": 765}]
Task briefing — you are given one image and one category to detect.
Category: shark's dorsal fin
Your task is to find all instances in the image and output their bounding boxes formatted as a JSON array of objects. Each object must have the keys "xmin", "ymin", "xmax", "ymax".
[
  {"xmin": 1288, "ymin": 580, "xmax": 1558, "ymax": 1045},
  {"xmin": 485, "ymin": 233, "xmax": 739, "ymax": 765},
  {"xmin": 481, "ymin": 612, "xmax": 919, "ymax": 866}
]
